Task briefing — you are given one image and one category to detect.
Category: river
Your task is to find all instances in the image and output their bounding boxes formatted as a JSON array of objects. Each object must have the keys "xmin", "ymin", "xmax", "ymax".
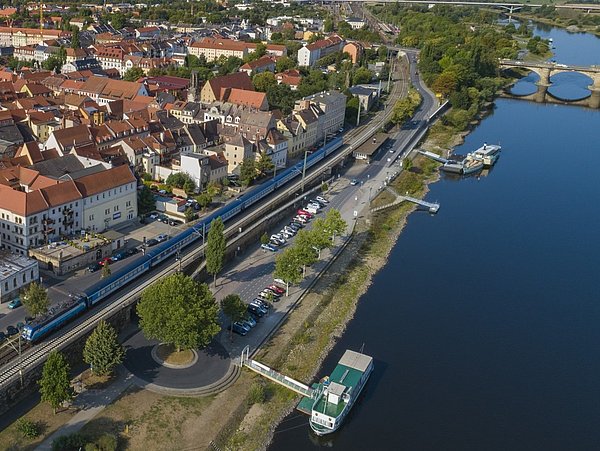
[{"xmin": 269, "ymin": 25, "xmax": 600, "ymax": 450}]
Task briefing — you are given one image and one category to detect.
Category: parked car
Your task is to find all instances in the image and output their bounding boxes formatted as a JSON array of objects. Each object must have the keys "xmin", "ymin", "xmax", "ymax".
[
  {"xmin": 260, "ymin": 289, "xmax": 280, "ymax": 301},
  {"xmin": 280, "ymin": 229, "xmax": 294, "ymax": 239},
  {"xmin": 241, "ymin": 315, "xmax": 256, "ymax": 329},
  {"xmin": 268, "ymin": 240, "xmax": 282, "ymax": 248},
  {"xmin": 6, "ymin": 325, "xmax": 19, "ymax": 336},
  {"xmin": 7, "ymin": 298, "xmax": 22, "ymax": 309},
  {"xmin": 250, "ymin": 300, "xmax": 269, "ymax": 314},
  {"xmin": 297, "ymin": 209, "xmax": 313, "ymax": 218},
  {"xmin": 247, "ymin": 304, "xmax": 264, "ymax": 318},
  {"xmin": 261, "ymin": 243, "xmax": 277, "ymax": 252},
  {"xmin": 283, "ymin": 226, "xmax": 296, "ymax": 236},
  {"xmin": 99, "ymin": 257, "xmax": 112, "ymax": 266},
  {"xmin": 267, "ymin": 284, "xmax": 285, "ymax": 295},
  {"xmin": 149, "ymin": 213, "xmax": 159, "ymax": 220},
  {"xmin": 293, "ymin": 216, "xmax": 308, "ymax": 224},
  {"xmin": 253, "ymin": 298, "xmax": 272, "ymax": 310},
  {"xmin": 350, "ymin": 179, "xmax": 358, "ymax": 186},
  {"xmin": 316, "ymin": 196, "xmax": 329, "ymax": 204},
  {"xmin": 146, "ymin": 238, "xmax": 159, "ymax": 247},
  {"xmin": 274, "ymin": 278, "xmax": 286, "ymax": 286},
  {"xmin": 156, "ymin": 234, "xmax": 169, "ymax": 243},
  {"xmin": 126, "ymin": 248, "xmax": 140, "ymax": 256},
  {"xmin": 230, "ymin": 322, "xmax": 248, "ymax": 336},
  {"xmin": 305, "ymin": 205, "xmax": 318, "ymax": 215},
  {"xmin": 270, "ymin": 235, "xmax": 285, "ymax": 244},
  {"xmin": 157, "ymin": 214, "xmax": 169, "ymax": 222},
  {"xmin": 290, "ymin": 221, "xmax": 304, "ymax": 229}
]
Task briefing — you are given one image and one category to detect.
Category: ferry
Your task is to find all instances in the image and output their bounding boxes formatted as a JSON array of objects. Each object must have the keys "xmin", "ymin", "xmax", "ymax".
[
  {"xmin": 298, "ymin": 350, "xmax": 374, "ymax": 436},
  {"xmin": 473, "ymin": 143, "xmax": 502, "ymax": 167}
]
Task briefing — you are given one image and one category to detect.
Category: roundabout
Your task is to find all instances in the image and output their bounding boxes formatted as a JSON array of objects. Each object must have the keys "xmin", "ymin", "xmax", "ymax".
[{"xmin": 123, "ymin": 328, "xmax": 236, "ymax": 395}]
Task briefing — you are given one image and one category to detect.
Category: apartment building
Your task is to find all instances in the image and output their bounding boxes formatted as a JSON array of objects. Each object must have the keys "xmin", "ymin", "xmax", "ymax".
[{"xmin": 297, "ymin": 34, "xmax": 344, "ymax": 67}]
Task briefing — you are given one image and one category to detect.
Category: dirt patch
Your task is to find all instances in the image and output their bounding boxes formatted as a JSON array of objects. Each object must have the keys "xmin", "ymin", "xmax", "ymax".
[
  {"xmin": 155, "ymin": 344, "xmax": 194, "ymax": 366},
  {"xmin": 81, "ymin": 369, "xmax": 114, "ymax": 389}
]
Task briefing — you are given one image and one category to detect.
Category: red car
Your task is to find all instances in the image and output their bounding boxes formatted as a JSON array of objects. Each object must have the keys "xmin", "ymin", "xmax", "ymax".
[
  {"xmin": 297, "ymin": 209, "xmax": 313, "ymax": 218},
  {"xmin": 99, "ymin": 257, "xmax": 113, "ymax": 266},
  {"xmin": 267, "ymin": 284, "xmax": 285, "ymax": 295}
]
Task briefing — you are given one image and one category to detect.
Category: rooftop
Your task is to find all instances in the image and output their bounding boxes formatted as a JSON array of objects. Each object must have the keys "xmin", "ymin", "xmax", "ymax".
[{"xmin": 0, "ymin": 253, "xmax": 37, "ymax": 282}]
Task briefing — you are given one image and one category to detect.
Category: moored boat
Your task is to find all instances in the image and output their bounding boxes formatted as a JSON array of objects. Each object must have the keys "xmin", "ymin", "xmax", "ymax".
[
  {"xmin": 298, "ymin": 350, "xmax": 374, "ymax": 436},
  {"xmin": 473, "ymin": 143, "xmax": 502, "ymax": 167},
  {"xmin": 463, "ymin": 154, "xmax": 484, "ymax": 175},
  {"xmin": 441, "ymin": 160, "xmax": 464, "ymax": 173}
]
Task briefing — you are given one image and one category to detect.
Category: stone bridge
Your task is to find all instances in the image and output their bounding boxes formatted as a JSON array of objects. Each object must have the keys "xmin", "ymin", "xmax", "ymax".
[{"xmin": 499, "ymin": 59, "xmax": 600, "ymax": 108}]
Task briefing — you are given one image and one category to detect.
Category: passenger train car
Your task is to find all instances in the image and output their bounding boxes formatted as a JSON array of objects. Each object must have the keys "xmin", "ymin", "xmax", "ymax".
[{"xmin": 22, "ymin": 137, "xmax": 344, "ymax": 342}]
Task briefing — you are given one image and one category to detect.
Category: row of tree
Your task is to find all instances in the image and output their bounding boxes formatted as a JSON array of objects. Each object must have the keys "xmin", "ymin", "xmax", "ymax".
[{"xmin": 273, "ymin": 209, "xmax": 347, "ymax": 291}]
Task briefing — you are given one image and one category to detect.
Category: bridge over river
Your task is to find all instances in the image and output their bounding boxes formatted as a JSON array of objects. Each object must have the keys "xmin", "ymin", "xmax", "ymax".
[{"xmin": 499, "ymin": 59, "xmax": 600, "ymax": 108}]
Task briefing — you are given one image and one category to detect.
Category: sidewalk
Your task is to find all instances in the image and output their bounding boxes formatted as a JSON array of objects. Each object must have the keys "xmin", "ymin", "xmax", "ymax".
[{"xmin": 36, "ymin": 368, "xmax": 133, "ymax": 451}]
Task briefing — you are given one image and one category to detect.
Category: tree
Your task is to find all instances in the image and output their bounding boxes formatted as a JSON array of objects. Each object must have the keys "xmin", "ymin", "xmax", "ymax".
[
  {"xmin": 378, "ymin": 45, "xmax": 389, "ymax": 62},
  {"xmin": 239, "ymin": 158, "xmax": 257, "ymax": 186},
  {"xmin": 71, "ymin": 28, "xmax": 80, "ymax": 49},
  {"xmin": 205, "ymin": 217, "xmax": 226, "ymax": 286},
  {"xmin": 252, "ymin": 71, "xmax": 277, "ymax": 93},
  {"xmin": 138, "ymin": 186, "xmax": 156, "ymax": 215},
  {"xmin": 111, "ymin": 13, "xmax": 127, "ymax": 29},
  {"xmin": 352, "ymin": 67, "xmax": 374, "ymax": 85},
  {"xmin": 166, "ymin": 172, "xmax": 195, "ymax": 190},
  {"xmin": 294, "ymin": 230, "xmax": 319, "ymax": 276},
  {"xmin": 22, "ymin": 282, "xmax": 49, "ymax": 318},
  {"xmin": 221, "ymin": 294, "xmax": 247, "ymax": 340},
  {"xmin": 276, "ymin": 56, "xmax": 296, "ymax": 73},
  {"xmin": 260, "ymin": 233, "xmax": 269, "ymax": 245},
  {"xmin": 184, "ymin": 207, "xmax": 195, "ymax": 222},
  {"xmin": 324, "ymin": 18, "xmax": 334, "ymax": 33},
  {"xmin": 42, "ymin": 55, "xmax": 63, "ymax": 72},
  {"xmin": 323, "ymin": 208, "xmax": 347, "ymax": 242},
  {"xmin": 101, "ymin": 262, "xmax": 111, "ymax": 279},
  {"xmin": 39, "ymin": 351, "xmax": 72, "ymax": 414},
  {"xmin": 256, "ymin": 152, "xmax": 274, "ymax": 176},
  {"xmin": 196, "ymin": 192, "xmax": 212, "ymax": 210},
  {"xmin": 274, "ymin": 247, "xmax": 303, "ymax": 294},
  {"xmin": 266, "ymin": 83, "xmax": 296, "ymax": 114},
  {"xmin": 137, "ymin": 273, "xmax": 220, "ymax": 351},
  {"xmin": 83, "ymin": 320, "xmax": 124, "ymax": 376},
  {"xmin": 123, "ymin": 67, "xmax": 145, "ymax": 82}
]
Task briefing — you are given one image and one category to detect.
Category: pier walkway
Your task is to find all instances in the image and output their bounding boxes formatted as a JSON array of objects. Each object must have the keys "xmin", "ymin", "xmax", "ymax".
[
  {"xmin": 418, "ymin": 149, "xmax": 448, "ymax": 163},
  {"xmin": 371, "ymin": 188, "xmax": 440, "ymax": 214},
  {"xmin": 240, "ymin": 346, "xmax": 315, "ymax": 398}
]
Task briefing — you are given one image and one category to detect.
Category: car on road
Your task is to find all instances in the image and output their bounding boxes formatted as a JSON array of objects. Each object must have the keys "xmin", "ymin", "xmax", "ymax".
[
  {"xmin": 146, "ymin": 238, "xmax": 159, "ymax": 247},
  {"xmin": 6, "ymin": 325, "xmax": 19, "ymax": 336},
  {"xmin": 350, "ymin": 179, "xmax": 358, "ymax": 186},
  {"xmin": 230, "ymin": 322, "xmax": 248, "ymax": 336},
  {"xmin": 7, "ymin": 298, "xmax": 22, "ymax": 309},
  {"xmin": 316, "ymin": 196, "xmax": 329, "ymax": 204},
  {"xmin": 261, "ymin": 243, "xmax": 277, "ymax": 252}
]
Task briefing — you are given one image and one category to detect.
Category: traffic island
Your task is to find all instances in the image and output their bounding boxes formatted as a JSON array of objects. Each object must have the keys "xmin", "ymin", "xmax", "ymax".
[{"xmin": 152, "ymin": 344, "xmax": 198, "ymax": 369}]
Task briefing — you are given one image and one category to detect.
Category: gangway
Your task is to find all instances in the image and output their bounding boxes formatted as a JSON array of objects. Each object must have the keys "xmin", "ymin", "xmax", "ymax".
[
  {"xmin": 418, "ymin": 149, "xmax": 448, "ymax": 164},
  {"xmin": 240, "ymin": 346, "xmax": 315, "ymax": 398},
  {"xmin": 402, "ymin": 195, "xmax": 440, "ymax": 213}
]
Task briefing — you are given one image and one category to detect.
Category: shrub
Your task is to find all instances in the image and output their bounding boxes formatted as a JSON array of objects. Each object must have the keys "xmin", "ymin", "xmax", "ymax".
[
  {"xmin": 247, "ymin": 381, "xmax": 266, "ymax": 405},
  {"xmin": 16, "ymin": 418, "xmax": 40, "ymax": 439},
  {"xmin": 52, "ymin": 432, "xmax": 86, "ymax": 451}
]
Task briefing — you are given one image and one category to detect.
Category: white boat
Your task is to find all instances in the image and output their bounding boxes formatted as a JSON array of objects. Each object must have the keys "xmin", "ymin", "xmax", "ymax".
[
  {"xmin": 473, "ymin": 143, "xmax": 501, "ymax": 167},
  {"xmin": 462, "ymin": 154, "xmax": 484, "ymax": 175}
]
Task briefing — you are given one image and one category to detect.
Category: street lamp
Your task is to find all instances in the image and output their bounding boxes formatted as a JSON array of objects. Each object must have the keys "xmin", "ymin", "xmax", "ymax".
[{"xmin": 301, "ymin": 149, "xmax": 309, "ymax": 192}]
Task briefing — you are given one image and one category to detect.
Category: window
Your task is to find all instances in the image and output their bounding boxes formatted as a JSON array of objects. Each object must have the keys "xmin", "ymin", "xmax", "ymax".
[
  {"xmin": 22, "ymin": 274, "xmax": 26, "ymax": 283},
  {"xmin": 52, "ymin": 209, "xmax": 55, "ymax": 214},
  {"xmin": 126, "ymin": 201, "xmax": 131, "ymax": 207},
  {"xmin": 114, "ymin": 205, "xmax": 119, "ymax": 212},
  {"xmin": 31, "ymin": 270, "xmax": 34, "ymax": 279},
  {"xmin": 89, "ymin": 214, "xmax": 94, "ymax": 221},
  {"xmin": 105, "ymin": 209, "xmax": 110, "ymax": 215}
]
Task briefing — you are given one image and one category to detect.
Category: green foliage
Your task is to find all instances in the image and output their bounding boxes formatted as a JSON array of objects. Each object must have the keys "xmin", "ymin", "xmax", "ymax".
[
  {"xmin": 527, "ymin": 36, "xmax": 550, "ymax": 55},
  {"xmin": 138, "ymin": 186, "xmax": 155, "ymax": 215},
  {"xmin": 266, "ymin": 83, "xmax": 297, "ymax": 114},
  {"xmin": 16, "ymin": 418, "xmax": 40, "ymax": 439},
  {"xmin": 256, "ymin": 152, "xmax": 274, "ymax": 176},
  {"xmin": 71, "ymin": 28, "xmax": 80, "ymax": 49},
  {"xmin": 252, "ymin": 71, "xmax": 277, "ymax": 92},
  {"xmin": 39, "ymin": 351, "xmax": 73, "ymax": 414},
  {"xmin": 276, "ymin": 56, "xmax": 296, "ymax": 73},
  {"xmin": 352, "ymin": 67, "xmax": 374, "ymax": 85},
  {"xmin": 123, "ymin": 67, "xmax": 145, "ymax": 82},
  {"xmin": 166, "ymin": 172, "xmax": 196, "ymax": 192},
  {"xmin": 83, "ymin": 320, "xmax": 124, "ymax": 377},
  {"xmin": 323, "ymin": 209, "xmax": 347, "ymax": 240},
  {"xmin": 137, "ymin": 273, "xmax": 220, "ymax": 351},
  {"xmin": 206, "ymin": 217, "xmax": 226, "ymax": 285},
  {"xmin": 218, "ymin": 56, "xmax": 243, "ymax": 75},
  {"xmin": 324, "ymin": 18, "xmax": 334, "ymax": 33},
  {"xmin": 22, "ymin": 282, "xmax": 49, "ymax": 318},
  {"xmin": 221, "ymin": 294, "xmax": 247, "ymax": 339},
  {"xmin": 274, "ymin": 247, "xmax": 303, "ymax": 286},
  {"xmin": 321, "ymin": 182, "xmax": 329, "ymax": 192},
  {"xmin": 260, "ymin": 233, "xmax": 269, "ymax": 245},
  {"xmin": 101, "ymin": 262, "xmax": 111, "ymax": 279},
  {"xmin": 42, "ymin": 55, "xmax": 64, "ymax": 72},
  {"xmin": 110, "ymin": 13, "xmax": 128, "ymax": 29},
  {"xmin": 52, "ymin": 432, "xmax": 86, "ymax": 451},
  {"xmin": 196, "ymin": 192, "xmax": 212, "ymax": 210},
  {"xmin": 239, "ymin": 158, "xmax": 257, "ymax": 186},
  {"xmin": 391, "ymin": 89, "xmax": 422, "ymax": 126},
  {"xmin": 345, "ymin": 96, "xmax": 360, "ymax": 125},
  {"xmin": 184, "ymin": 207, "xmax": 196, "ymax": 222},
  {"xmin": 247, "ymin": 381, "xmax": 267, "ymax": 405},
  {"xmin": 84, "ymin": 433, "xmax": 118, "ymax": 451}
]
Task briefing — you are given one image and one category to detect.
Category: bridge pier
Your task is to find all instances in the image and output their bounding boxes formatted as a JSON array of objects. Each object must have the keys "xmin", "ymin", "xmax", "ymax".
[
  {"xmin": 533, "ymin": 84, "xmax": 548, "ymax": 103},
  {"xmin": 588, "ymin": 74, "xmax": 600, "ymax": 108},
  {"xmin": 536, "ymin": 67, "xmax": 552, "ymax": 87}
]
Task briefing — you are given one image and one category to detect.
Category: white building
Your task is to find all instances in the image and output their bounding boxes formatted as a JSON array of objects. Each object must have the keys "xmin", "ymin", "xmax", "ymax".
[{"xmin": 0, "ymin": 253, "xmax": 39, "ymax": 303}]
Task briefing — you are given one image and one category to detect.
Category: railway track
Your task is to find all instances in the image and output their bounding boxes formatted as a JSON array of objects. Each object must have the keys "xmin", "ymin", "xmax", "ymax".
[{"xmin": 0, "ymin": 62, "xmax": 409, "ymax": 392}]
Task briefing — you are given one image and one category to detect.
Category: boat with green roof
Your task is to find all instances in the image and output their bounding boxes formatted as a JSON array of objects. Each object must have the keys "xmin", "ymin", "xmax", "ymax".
[{"xmin": 297, "ymin": 349, "xmax": 374, "ymax": 436}]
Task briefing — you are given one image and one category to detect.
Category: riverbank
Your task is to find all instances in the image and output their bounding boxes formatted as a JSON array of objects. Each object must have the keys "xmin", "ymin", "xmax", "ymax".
[{"xmin": 212, "ymin": 150, "xmax": 441, "ymax": 450}]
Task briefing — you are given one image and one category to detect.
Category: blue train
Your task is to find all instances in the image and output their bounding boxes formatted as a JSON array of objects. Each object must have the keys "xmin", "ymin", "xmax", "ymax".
[{"xmin": 22, "ymin": 137, "xmax": 344, "ymax": 342}]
